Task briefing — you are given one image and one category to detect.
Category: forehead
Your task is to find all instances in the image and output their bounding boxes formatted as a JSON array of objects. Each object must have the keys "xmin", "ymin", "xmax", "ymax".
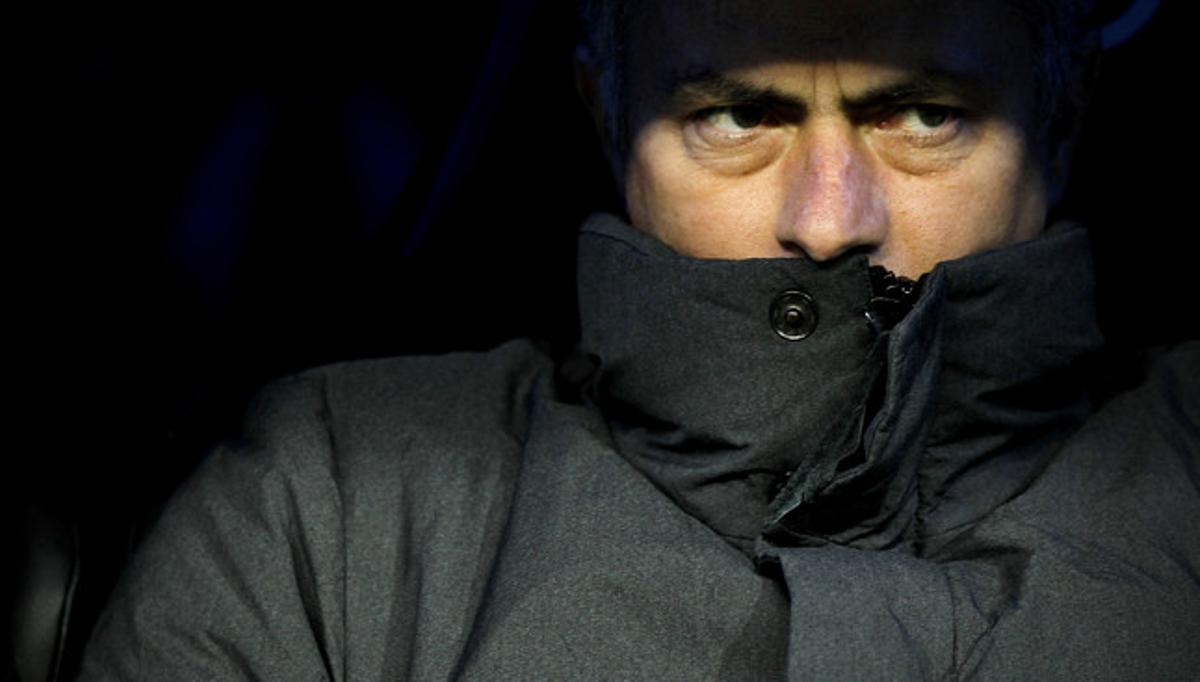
[{"xmin": 630, "ymin": 0, "xmax": 1032, "ymax": 91}]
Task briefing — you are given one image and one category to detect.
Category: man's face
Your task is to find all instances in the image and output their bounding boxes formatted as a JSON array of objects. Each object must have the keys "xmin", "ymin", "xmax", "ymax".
[{"xmin": 618, "ymin": 0, "xmax": 1053, "ymax": 278}]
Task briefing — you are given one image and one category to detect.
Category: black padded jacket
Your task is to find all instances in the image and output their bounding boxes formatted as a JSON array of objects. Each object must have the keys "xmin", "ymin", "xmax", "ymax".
[{"xmin": 79, "ymin": 214, "xmax": 1200, "ymax": 680}]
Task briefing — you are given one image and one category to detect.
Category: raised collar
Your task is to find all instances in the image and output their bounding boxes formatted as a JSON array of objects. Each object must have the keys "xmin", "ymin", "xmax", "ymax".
[{"xmin": 573, "ymin": 214, "xmax": 1104, "ymax": 557}]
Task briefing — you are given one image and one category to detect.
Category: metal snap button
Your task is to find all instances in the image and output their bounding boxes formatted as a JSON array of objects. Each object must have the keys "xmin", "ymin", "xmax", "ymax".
[{"xmin": 770, "ymin": 290, "xmax": 818, "ymax": 341}]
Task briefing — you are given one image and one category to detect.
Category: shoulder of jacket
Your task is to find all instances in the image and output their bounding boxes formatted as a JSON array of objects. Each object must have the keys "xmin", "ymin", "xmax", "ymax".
[
  {"xmin": 1139, "ymin": 339, "xmax": 1200, "ymax": 413},
  {"xmin": 1086, "ymin": 340, "xmax": 1200, "ymax": 447},
  {"xmin": 238, "ymin": 338, "xmax": 554, "ymax": 491},
  {"xmin": 1039, "ymin": 340, "xmax": 1200, "ymax": 544}
]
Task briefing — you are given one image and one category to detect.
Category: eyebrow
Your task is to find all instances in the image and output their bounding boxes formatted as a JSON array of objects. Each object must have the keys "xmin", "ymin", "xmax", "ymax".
[
  {"xmin": 666, "ymin": 67, "xmax": 991, "ymax": 116},
  {"xmin": 670, "ymin": 70, "xmax": 807, "ymax": 113}
]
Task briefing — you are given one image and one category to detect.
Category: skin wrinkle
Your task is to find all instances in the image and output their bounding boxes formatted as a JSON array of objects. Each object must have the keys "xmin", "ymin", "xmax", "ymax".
[{"xmin": 605, "ymin": 0, "xmax": 1058, "ymax": 278}]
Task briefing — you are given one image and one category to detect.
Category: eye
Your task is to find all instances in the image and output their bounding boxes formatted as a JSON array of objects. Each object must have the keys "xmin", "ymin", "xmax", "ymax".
[
  {"xmin": 685, "ymin": 104, "xmax": 781, "ymax": 153},
  {"xmin": 876, "ymin": 104, "xmax": 962, "ymax": 144},
  {"xmin": 703, "ymin": 104, "xmax": 770, "ymax": 132},
  {"xmin": 689, "ymin": 103, "xmax": 777, "ymax": 142}
]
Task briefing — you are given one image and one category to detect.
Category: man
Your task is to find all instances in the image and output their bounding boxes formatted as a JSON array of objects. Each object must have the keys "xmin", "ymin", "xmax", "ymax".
[{"xmin": 80, "ymin": 0, "xmax": 1198, "ymax": 679}]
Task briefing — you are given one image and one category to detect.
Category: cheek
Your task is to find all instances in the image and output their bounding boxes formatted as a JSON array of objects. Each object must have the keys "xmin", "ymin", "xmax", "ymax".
[
  {"xmin": 884, "ymin": 179, "xmax": 986, "ymax": 273},
  {"xmin": 626, "ymin": 125, "xmax": 784, "ymax": 258},
  {"xmin": 883, "ymin": 132, "xmax": 1047, "ymax": 273}
]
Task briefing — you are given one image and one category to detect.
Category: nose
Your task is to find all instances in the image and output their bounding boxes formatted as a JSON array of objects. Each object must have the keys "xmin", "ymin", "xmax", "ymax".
[{"xmin": 777, "ymin": 123, "xmax": 887, "ymax": 261}]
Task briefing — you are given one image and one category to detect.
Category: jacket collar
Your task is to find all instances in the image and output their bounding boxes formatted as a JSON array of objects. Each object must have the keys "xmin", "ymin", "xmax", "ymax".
[{"xmin": 573, "ymin": 214, "xmax": 1104, "ymax": 557}]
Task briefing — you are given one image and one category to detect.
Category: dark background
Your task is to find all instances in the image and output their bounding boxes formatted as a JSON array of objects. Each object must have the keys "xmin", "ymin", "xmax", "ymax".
[{"xmin": 8, "ymin": 1, "xmax": 1196, "ymax": 679}]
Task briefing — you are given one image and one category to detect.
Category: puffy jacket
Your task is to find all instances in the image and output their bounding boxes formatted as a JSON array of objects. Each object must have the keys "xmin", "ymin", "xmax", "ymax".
[{"xmin": 80, "ymin": 214, "xmax": 1200, "ymax": 680}]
